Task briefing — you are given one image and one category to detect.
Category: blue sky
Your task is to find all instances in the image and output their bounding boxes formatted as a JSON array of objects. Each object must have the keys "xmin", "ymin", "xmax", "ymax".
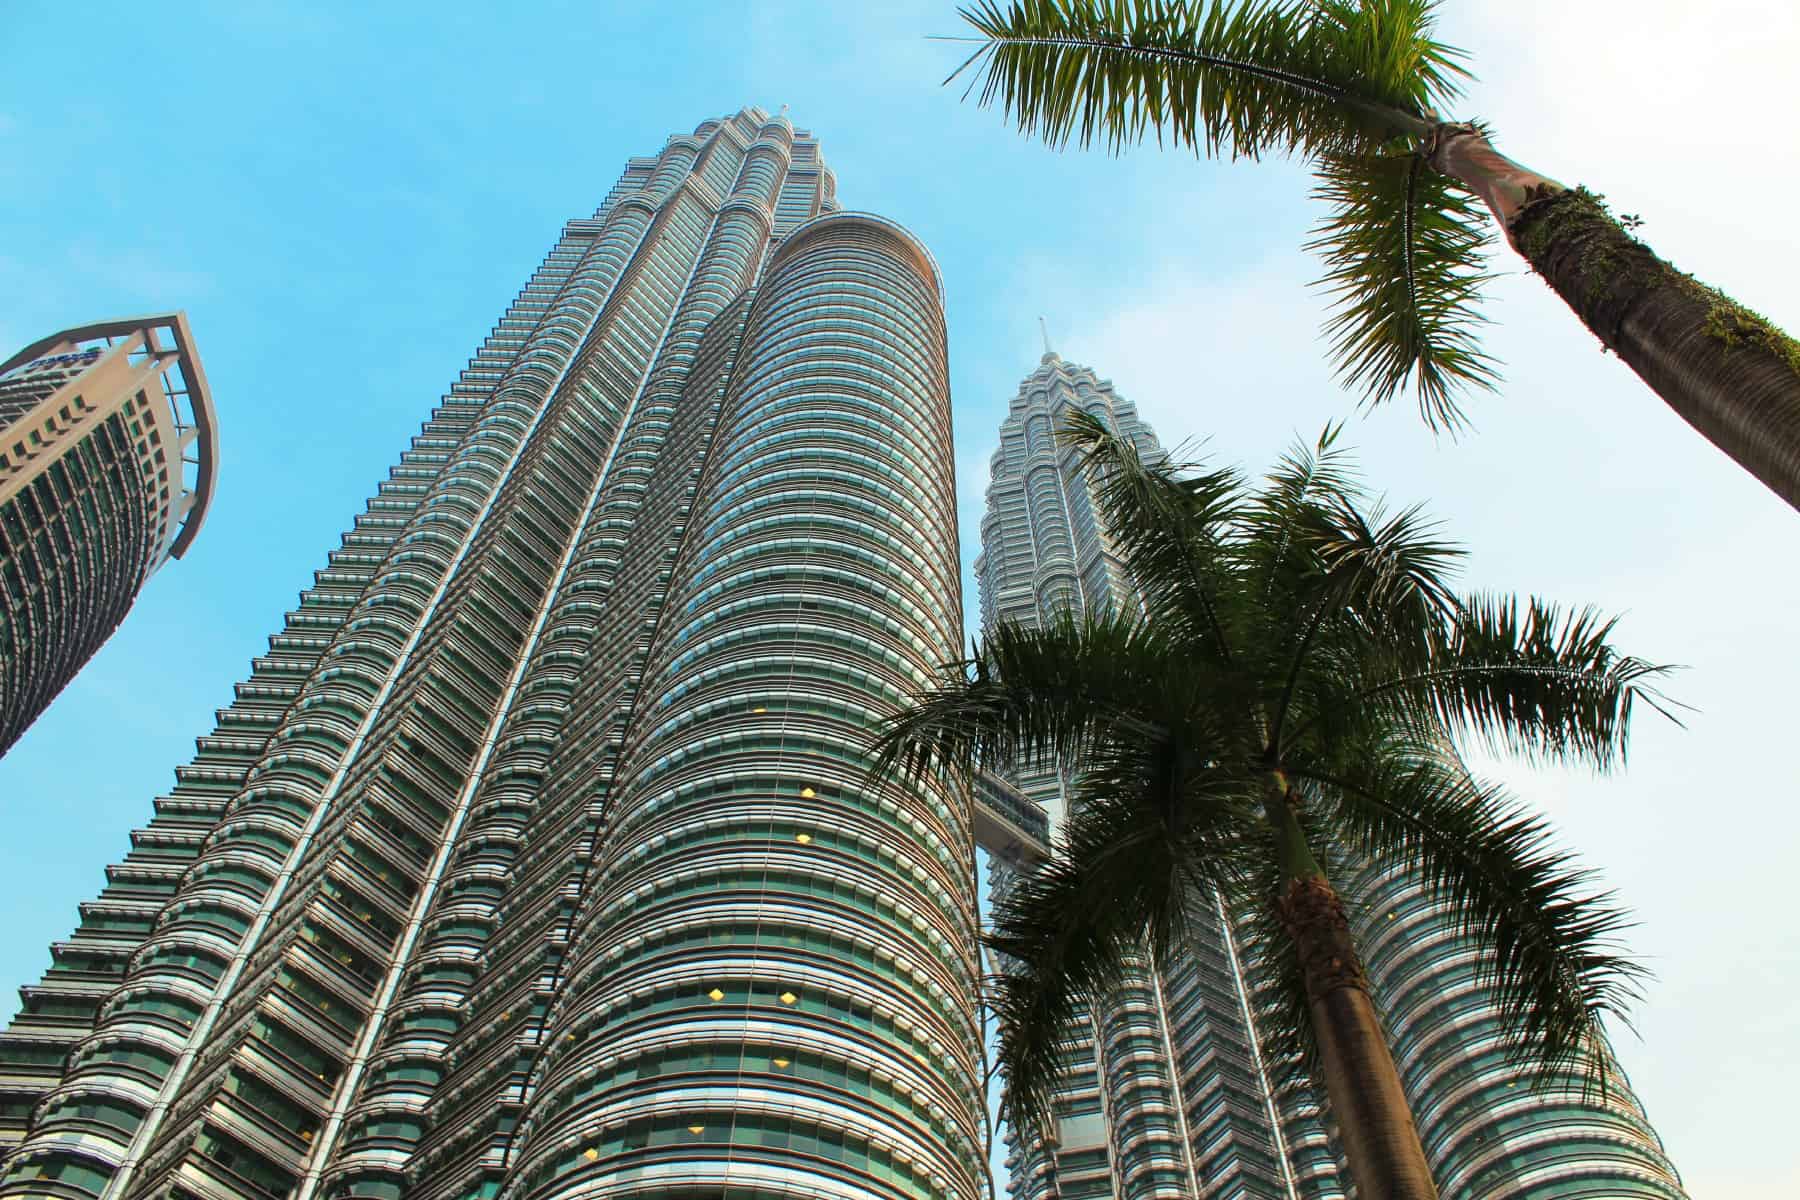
[{"xmin": 2, "ymin": 2, "xmax": 1796, "ymax": 1195}]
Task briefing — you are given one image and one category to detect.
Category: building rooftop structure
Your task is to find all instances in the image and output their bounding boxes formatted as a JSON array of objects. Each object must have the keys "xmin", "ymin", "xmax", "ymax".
[{"xmin": 0, "ymin": 313, "xmax": 217, "ymax": 756}]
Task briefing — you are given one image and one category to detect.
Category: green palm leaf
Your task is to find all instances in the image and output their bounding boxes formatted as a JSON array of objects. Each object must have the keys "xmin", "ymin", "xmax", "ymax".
[
  {"xmin": 1264, "ymin": 492, "xmax": 1462, "ymax": 750},
  {"xmin": 871, "ymin": 610, "xmax": 1177, "ymax": 780},
  {"xmin": 953, "ymin": 0, "xmax": 1462, "ymax": 156},
  {"xmin": 1239, "ymin": 424, "xmax": 1363, "ymax": 616},
  {"xmin": 1310, "ymin": 147, "xmax": 1498, "ymax": 427},
  {"xmin": 1347, "ymin": 594, "xmax": 1681, "ymax": 769},
  {"xmin": 988, "ymin": 740, "xmax": 1259, "ymax": 1133},
  {"xmin": 1298, "ymin": 736, "xmax": 1647, "ymax": 1082},
  {"xmin": 950, "ymin": 0, "xmax": 1498, "ymax": 434}
]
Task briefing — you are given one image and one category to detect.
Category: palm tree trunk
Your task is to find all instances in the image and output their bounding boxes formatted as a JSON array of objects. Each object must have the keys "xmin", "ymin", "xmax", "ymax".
[
  {"xmin": 1267, "ymin": 780, "xmax": 1438, "ymax": 1199},
  {"xmin": 1429, "ymin": 124, "xmax": 1800, "ymax": 511},
  {"xmin": 1278, "ymin": 874, "xmax": 1439, "ymax": 1199}
]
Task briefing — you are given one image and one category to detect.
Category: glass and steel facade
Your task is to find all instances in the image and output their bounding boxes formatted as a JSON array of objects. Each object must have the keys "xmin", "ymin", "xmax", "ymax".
[
  {"xmin": 975, "ymin": 352, "xmax": 1689, "ymax": 1200},
  {"xmin": 0, "ymin": 108, "xmax": 985, "ymax": 1200},
  {"xmin": 0, "ymin": 315, "xmax": 218, "ymax": 757}
]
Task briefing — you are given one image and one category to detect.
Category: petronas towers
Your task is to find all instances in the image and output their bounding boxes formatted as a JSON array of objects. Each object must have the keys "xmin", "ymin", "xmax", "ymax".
[
  {"xmin": 1, "ymin": 107, "xmax": 1685, "ymax": 1200},
  {"xmin": 1, "ymin": 108, "xmax": 982, "ymax": 1200}
]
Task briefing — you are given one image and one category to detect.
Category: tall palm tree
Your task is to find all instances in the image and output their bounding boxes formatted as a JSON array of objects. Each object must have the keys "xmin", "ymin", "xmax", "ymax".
[
  {"xmin": 874, "ymin": 413, "xmax": 1676, "ymax": 1199},
  {"xmin": 946, "ymin": 0, "xmax": 1800, "ymax": 510}
]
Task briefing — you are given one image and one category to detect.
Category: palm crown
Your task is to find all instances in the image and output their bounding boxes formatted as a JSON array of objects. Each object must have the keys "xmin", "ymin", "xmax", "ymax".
[
  {"xmin": 874, "ymin": 411, "xmax": 1675, "ymax": 1151},
  {"xmin": 951, "ymin": 0, "xmax": 1493, "ymax": 428},
  {"xmin": 949, "ymin": 0, "xmax": 1800, "ymax": 507}
]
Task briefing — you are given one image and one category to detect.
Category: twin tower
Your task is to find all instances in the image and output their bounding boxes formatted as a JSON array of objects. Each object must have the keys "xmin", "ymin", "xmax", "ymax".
[{"xmin": 0, "ymin": 110, "xmax": 1684, "ymax": 1200}]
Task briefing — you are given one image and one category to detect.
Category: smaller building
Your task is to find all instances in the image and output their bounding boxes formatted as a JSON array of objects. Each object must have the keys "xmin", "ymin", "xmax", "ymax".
[{"xmin": 0, "ymin": 314, "xmax": 217, "ymax": 757}]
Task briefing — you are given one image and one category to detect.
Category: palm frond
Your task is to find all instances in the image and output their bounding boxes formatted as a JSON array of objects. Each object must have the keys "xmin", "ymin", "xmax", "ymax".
[
  {"xmin": 1266, "ymin": 493, "xmax": 1463, "ymax": 752},
  {"xmin": 869, "ymin": 610, "xmax": 1178, "ymax": 780},
  {"xmin": 1310, "ymin": 147, "xmax": 1498, "ymax": 429},
  {"xmin": 1241, "ymin": 424, "xmax": 1362, "ymax": 608},
  {"xmin": 989, "ymin": 740, "xmax": 1260, "ymax": 1133},
  {"xmin": 952, "ymin": 2, "xmax": 1501, "ymax": 431},
  {"xmin": 1314, "ymin": 496, "xmax": 1462, "ymax": 628},
  {"xmin": 1308, "ymin": 0, "xmax": 1472, "ymax": 117},
  {"xmin": 1295, "ymin": 741, "xmax": 1646, "ymax": 1083},
  {"xmin": 952, "ymin": 0, "xmax": 1435, "ymax": 160},
  {"xmin": 1366, "ymin": 594, "xmax": 1682, "ymax": 770},
  {"xmin": 1059, "ymin": 407, "xmax": 1244, "ymax": 661}
]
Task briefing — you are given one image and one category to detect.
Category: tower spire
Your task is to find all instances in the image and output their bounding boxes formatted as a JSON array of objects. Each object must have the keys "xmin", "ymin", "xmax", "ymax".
[{"xmin": 1038, "ymin": 316, "xmax": 1053, "ymax": 357}]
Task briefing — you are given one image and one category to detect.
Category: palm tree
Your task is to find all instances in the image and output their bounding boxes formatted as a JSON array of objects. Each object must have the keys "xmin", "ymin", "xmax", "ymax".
[
  {"xmin": 945, "ymin": 0, "xmax": 1800, "ymax": 510},
  {"xmin": 874, "ymin": 413, "xmax": 1676, "ymax": 1199}
]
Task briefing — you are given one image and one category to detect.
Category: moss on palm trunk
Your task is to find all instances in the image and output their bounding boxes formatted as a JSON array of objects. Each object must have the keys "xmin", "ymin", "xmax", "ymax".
[{"xmin": 1510, "ymin": 187, "xmax": 1800, "ymax": 508}]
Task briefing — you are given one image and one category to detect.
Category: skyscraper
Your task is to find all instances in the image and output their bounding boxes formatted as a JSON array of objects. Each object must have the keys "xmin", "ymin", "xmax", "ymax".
[
  {"xmin": 975, "ymin": 348, "xmax": 1689, "ymax": 1200},
  {"xmin": 0, "ymin": 107, "xmax": 996, "ymax": 1200},
  {"xmin": 0, "ymin": 315, "xmax": 217, "ymax": 758}
]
